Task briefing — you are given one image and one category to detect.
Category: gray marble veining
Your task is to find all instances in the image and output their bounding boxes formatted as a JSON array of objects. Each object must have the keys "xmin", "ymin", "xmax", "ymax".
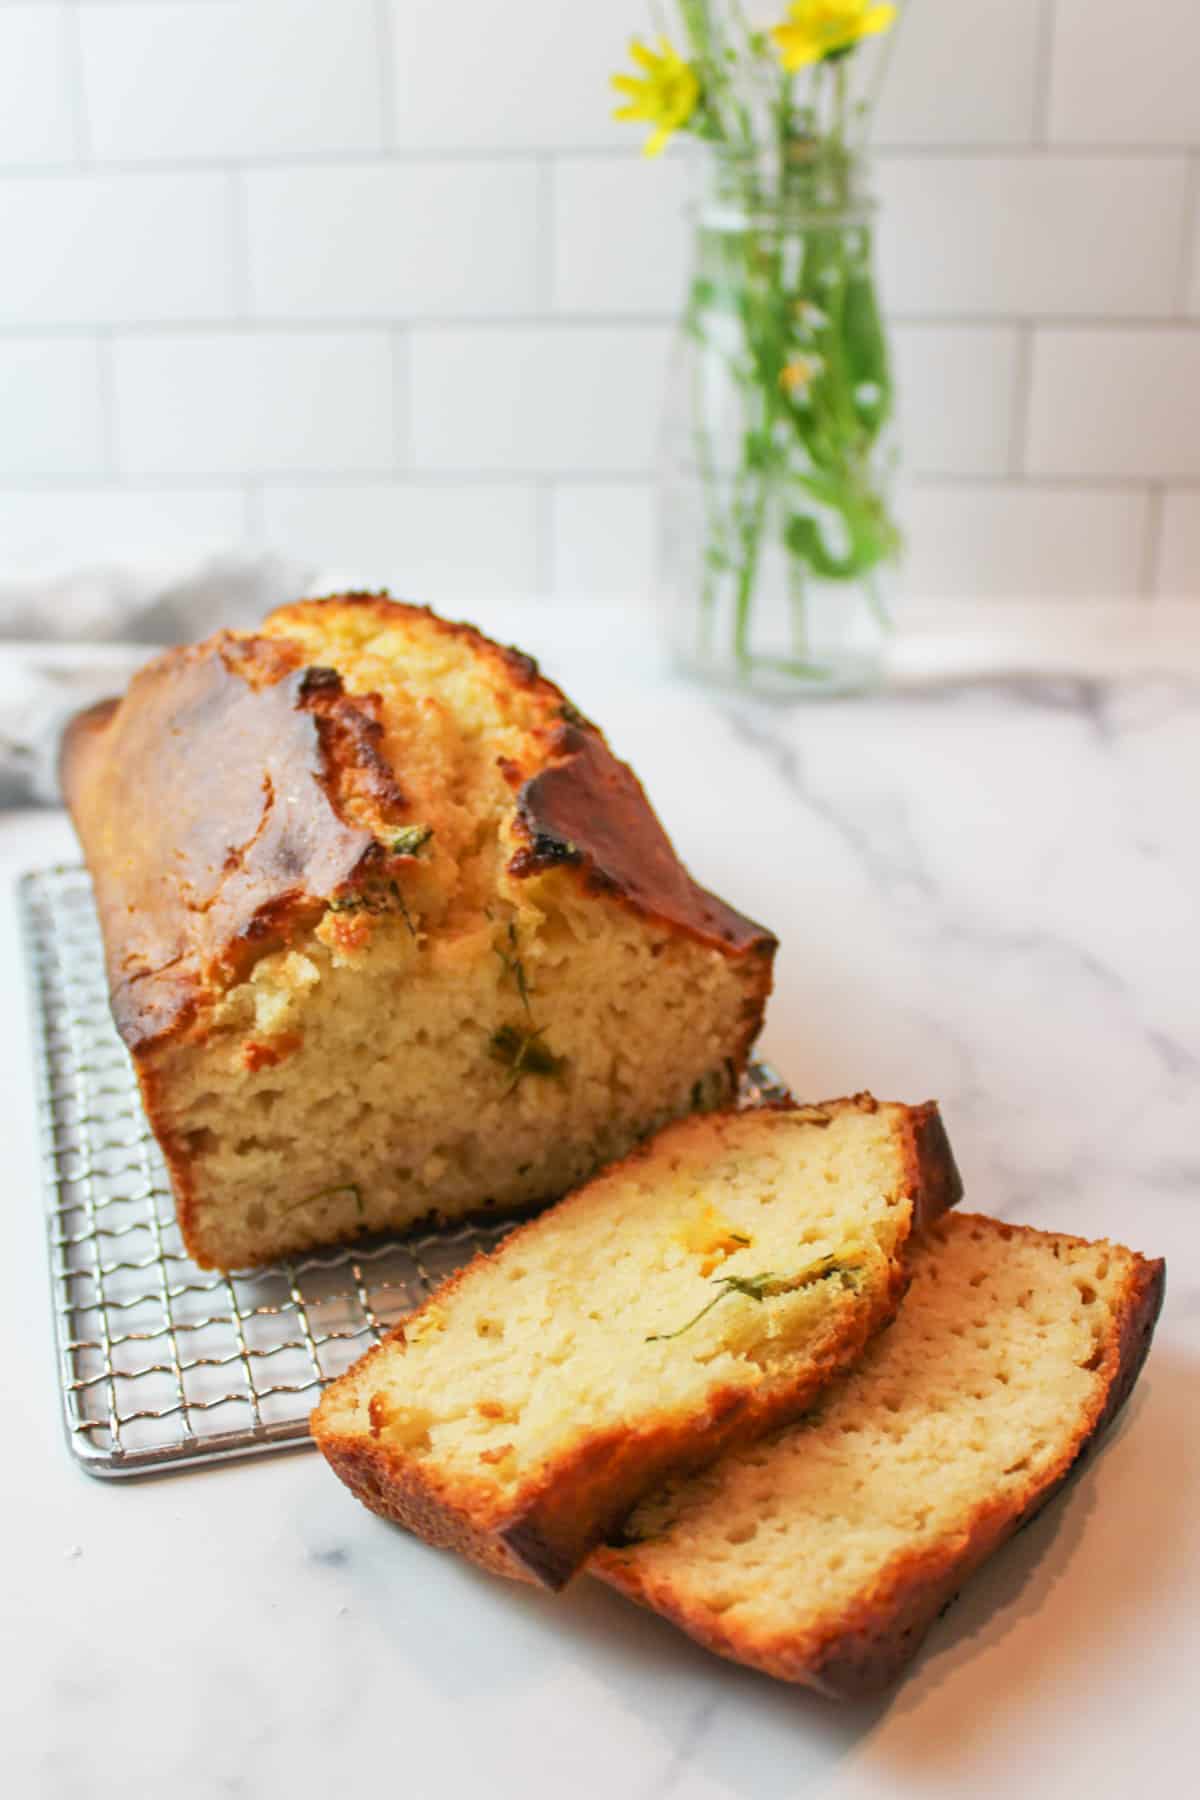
[{"xmin": 2, "ymin": 652, "xmax": 1197, "ymax": 1800}]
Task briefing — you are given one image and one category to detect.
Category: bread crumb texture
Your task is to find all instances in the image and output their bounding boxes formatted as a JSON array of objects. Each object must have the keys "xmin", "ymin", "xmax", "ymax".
[
  {"xmin": 120, "ymin": 598, "xmax": 770, "ymax": 1267},
  {"xmin": 594, "ymin": 1211, "xmax": 1163, "ymax": 1689},
  {"xmin": 313, "ymin": 1099, "xmax": 937, "ymax": 1580}
]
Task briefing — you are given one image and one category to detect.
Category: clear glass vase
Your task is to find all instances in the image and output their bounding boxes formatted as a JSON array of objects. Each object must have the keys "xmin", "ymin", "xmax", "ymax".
[{"xmin": 659, "ymin": 150, "xmax": 900, "ymax": 698}]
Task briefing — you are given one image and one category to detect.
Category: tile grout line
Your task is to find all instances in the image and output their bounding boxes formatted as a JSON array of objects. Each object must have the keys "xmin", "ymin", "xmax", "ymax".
[
  {"xmin": 1138, "ymin": 486, "xmax": 1166, "ymax": 601},
  {"xmin": 0, "ymin": 315, "xmax": 1198, "ymax": 341},
  {"xmin": 1172, "ymin": 153, "xmax": 1199, "ymax": 315},
  {"xmin": 0, "ymin": 469, "xmax": 1184, "ymax": 495},
  {"xmin": 535, "ymin": 156, "xmax": 555, "ymax": 314},
  {"xmin": 534, "ymin": 480, "xmax": 555, "ymax": 597},
  {"xmin": 227, "ymin": 170, "xmax": 251, "ymax": 319},
  {"xmin": 63, "ymin": 0, "xmax": 90, "ymax": 166},
  {"xmin": 1008, "ymin": 322, "xmax": 1035, "ymax": 477},
  {"xmin": 374, "ymin": 0, "xmax": 398, "ymax": 150},
  {"xmin": 1032, "ymin": 0, "xmax": 1058, "ymax": 149},
  {"xmin": 3, "ymin": 145, "xmax": 1200, "ymax": 182},
  {"xmin": 94, "ymin": 331, "xmax": 117, "ymax": 477},
  {"xmin": 390, "ymin": 327, "xmax": 411, "ymax": 471}
]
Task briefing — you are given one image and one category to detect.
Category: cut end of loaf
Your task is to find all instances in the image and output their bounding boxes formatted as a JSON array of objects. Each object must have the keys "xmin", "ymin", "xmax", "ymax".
[{"xmin": 157, "ymin": 895, "xmax": 760, "ymax": 1270}]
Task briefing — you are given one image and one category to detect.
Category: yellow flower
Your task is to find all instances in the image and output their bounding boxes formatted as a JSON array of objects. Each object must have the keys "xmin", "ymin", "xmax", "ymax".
[
  {"xmin": 772, "ymin": 0, "xmax": 897, "ymax": 73},
  {"xmin": 611, "ymin": 36, "xmax": 700, "ymax": 158},
  {"xmin": 781, "ymin": 356, "xmax": 823, "ymax": 395}
]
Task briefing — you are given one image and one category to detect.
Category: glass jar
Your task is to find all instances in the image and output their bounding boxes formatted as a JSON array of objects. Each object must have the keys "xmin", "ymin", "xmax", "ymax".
[{"xmin": 659, "ymin": 149, "xmax": 900, "ymax": 697}]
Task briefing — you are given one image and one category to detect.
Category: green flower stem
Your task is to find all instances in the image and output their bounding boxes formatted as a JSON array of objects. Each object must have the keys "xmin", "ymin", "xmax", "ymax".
[
  {"xmin": 864, "ymin": 569, "xmax": 892, "ymax": 632},
  {"xmin": 678, "ymin": 0, "xmax": 756, "ymax": 164},
  {"xmin": 734, "ymin": 460, "xmax": 769, "ymax": 669},
  {"xmin": 787, "ymin": 540, "xmax": 809, "ymax": 662},
  {"xmin": 668, "ymin": 6, "xmax": 899, "ymax": 676}
]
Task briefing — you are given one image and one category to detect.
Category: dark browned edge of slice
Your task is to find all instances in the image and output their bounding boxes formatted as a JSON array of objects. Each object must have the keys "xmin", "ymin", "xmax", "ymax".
[
  {"xmin": 593, "ymin": 1223, "xmax": 1165, "ymax": 1698},
  {"xmin": 312, "ymin": 1098, "xmax": 963, "ymax": 1591}
]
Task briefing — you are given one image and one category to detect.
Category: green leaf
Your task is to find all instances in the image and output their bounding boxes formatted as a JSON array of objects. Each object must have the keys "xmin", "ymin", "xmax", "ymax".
[
  {"xmin": 843, "ymin": 270, "xmax": 892, "ymax": 436},
  {"xmin": 489, "ymin": 1024, "xmax": 565, "ymax": 1092},
  {"xmin": 743, "ymin": 430, "xmax": 775, "ymax": 472},
  {"xmin": 786, "ymin": 480, "xmax": 901, "ymax": 582},
  {"xmin": 793, "ymin": 469, "xmax": 858, "ymax": 510},
  {"xmin": 388, "ymin": 824, "xmax": 433, "ymax": 857},
  {"xmin": 645, "ymin": 1255, "xmax": 860, "ymax": 1343},
  {"xmin": 494, "ymin": 919, "xmax": 534, "ymax": 1016},
  {"xmin": 330, "ymin": 879, "xmax": 418, "ymax": 939},
  {"xmin": 786, "ymin": 513, "xmax": 862, "ymax": 581}
]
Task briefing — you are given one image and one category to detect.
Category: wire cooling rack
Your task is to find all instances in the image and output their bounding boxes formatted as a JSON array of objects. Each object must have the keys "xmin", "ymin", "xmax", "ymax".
[{"xmin": 21, "ymin": 864, "xmax": 789, "ymax": 1481}]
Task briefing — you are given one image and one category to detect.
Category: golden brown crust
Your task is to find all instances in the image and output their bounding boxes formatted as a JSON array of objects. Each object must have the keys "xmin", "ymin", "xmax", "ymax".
[
  {"xmin": 592, "ymin": 1219, "xmax": 1165, "ymax": 1697},
  {"xmin": 311, "ymin": 1096, "xmax": 960, "ymax": 1589},
  {"xmin": 316, "ymin": 1280, "xmax": 905, "ymax": 1590},
  {"xmin": 903, "ymin": 1100, "xmax": 965, "ymax": 1231},
  {"xmin": 61, "ymin": 594, "xmax": 774, "ymax": 1062},
  {"xmin": 510, "ymin": 726, "xmax": 774, "ymax": 956},
  {"xmin": 59, "ymin": 632, "xmax": 391, "ymax": 1050},
  {"xmin": 312, "ymin": 1406, "xmax": 537, "ymax": 1584}
]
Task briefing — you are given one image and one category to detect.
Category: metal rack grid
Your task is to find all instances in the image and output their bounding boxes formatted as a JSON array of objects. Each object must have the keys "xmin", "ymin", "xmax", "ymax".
[{"xmin": 21, "ymin": 864, "xmax": 789, "ymax": 1481}]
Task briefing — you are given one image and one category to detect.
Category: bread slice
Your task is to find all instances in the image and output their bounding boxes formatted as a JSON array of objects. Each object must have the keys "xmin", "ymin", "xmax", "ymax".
[
  {"xmin": 593, "ymin": 1211, "xmax": 1164, "ymax": 1696},
  {"xmin": 59, "ymin": 594, "xmax": 774, "ymax": 1270},
  {"xmin": 311, "ymin": 1094, "xmax": 961, "ymax": 1588}
]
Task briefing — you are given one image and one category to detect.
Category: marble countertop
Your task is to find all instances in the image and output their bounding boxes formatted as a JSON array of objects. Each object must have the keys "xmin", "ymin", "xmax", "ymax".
[{"xmin": 3, "ymin": 610, "xmax": 1198, "ymax": 1800}]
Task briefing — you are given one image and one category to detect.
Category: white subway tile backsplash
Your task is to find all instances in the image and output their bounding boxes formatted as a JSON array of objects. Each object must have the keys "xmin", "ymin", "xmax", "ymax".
[
  {"xmin": 1027, "ymin": 329, "xmax": 1200, "ymax": 478},
  {"xmin": 550, "ymin": 483, "xmax": 656, "ymax": 600},
  {"xmin": 0, "ymin": 338, "xmax": 105, "ymax": 477},
  {"xmin": 552, "ymin": 156, "xmax": 690, "ymax": 316},
  {"xmin": 0, "ymin": 172, "xmax": 233, "ymax": 325},
  {"xmin": 0, "ymin": 0, "xmax": 1193, "ymax": 603},
  {"xmin": 112, "ymin": 331, "xmax": 396, "ymax": 476},
  {"xmin": 1050, "ymin": 0, "xmax": 1200, "ymax": 145},
  {"xmin": 389, "ymin": 0, "xmax": 646, "ymax": 151},
  {"xmin": 872, "ymin": 0, "xmax": 1042, "ymax": 147},
  {"xmin": 79, "ymin": 0, "xmax": 384, "ymax": 161},
  {"xmin": 246, "ymin": 162, "xmax": 539, "ymax": 320},
  {"xmin": 1155, "ymin": 491, "xmax": 1200, "ymax": 598},
  {"xmin": 893, "ymin": 325, "xmax": 1019, "ymax": 476},
  {"xmin": 409, "ymin": 326, "xmax": 672, "ymax": 475},
  {"xmin": 0, "ymin": 6, "xmax": 75, "ymax": 166},
  {"xmin": 877, "ymin": 155, "xmax": 1187, "ymax": 318},
  {"xmin": 900, "ymin": 484, "xmax": 1149, "ymax": 599},
  {"xmin": 0, "ymin": 485, "xmax": 246, "ymax": 572},
  {"xmin": 260, "ymin": 481, "xmax": 539, "ymax": 601}
]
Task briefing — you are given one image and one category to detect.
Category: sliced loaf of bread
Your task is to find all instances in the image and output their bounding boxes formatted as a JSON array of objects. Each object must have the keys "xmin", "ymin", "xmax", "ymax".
[
  {"xmin": 593, "ymin": 1211, "xmax": 1164, "ymax": 1696},
  {"xmin": 61, "ymin": 594, "xmax": 775, "ymax": 1270},
  {"xmin": 312, "ymin": 1095, "xmax": 961, "ymax": 1588}
]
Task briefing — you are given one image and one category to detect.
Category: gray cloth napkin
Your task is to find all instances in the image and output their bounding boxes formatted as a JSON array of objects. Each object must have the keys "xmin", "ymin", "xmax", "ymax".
[{"xmin": 0, "ymin": 552, "xmax": 313, "ymax": 806}]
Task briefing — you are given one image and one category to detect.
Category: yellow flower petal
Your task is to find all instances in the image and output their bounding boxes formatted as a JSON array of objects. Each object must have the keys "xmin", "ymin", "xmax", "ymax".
[
  {"xmin": 771, "ymin": 0, "xmax": 896, "ymax": 73},
  {"xmin": 609, "ymin": 33, "xmax": 699, "ymax": 157},
  {"xmin": 771, "ymin": 24, "xmax": 818, "ymax": 72}
]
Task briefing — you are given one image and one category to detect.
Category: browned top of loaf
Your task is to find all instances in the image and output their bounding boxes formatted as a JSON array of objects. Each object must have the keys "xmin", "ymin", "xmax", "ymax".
[{"xmin": 60, "ymin": 594, "xmax": 774, "ymax": 1051}]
